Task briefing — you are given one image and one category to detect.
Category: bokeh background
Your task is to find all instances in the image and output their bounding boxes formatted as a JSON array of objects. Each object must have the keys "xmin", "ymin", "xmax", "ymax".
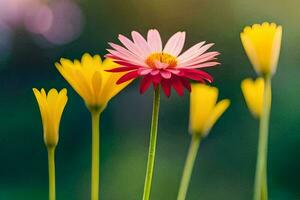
[{"xmin": 0, "ymin": 0, "xmax": 299, "ymax": 199}]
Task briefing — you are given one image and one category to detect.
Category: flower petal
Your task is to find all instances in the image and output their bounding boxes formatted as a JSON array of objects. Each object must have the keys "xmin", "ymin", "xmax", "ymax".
[
  {"xmin": 116, "ymin": 70, "xmax": 139, "ymax": 84},
  {"xmin": 172, "ymin": 32, "xmax": 186, "ymax": 56},
  {"xmin": 163, "ymin": 32, "xmax": 185, "ymax": 56},
  {"xmin": 147, "ymin": 29, "xmax": 162, "ymax": 52},
  {"xmin": 109, "ymin": 42, "xmax": 144, "ymax": 62},
  {"xmin": 179, "ymin": 77, "xmax": 191, "ymax": 92},
  {"xmin": 178, "ymin": 51, "xmax": 220, "ymax": 67},
  {"xmin": 179, "ymin": 62, "xmax": 220, "ymax": 69},
  {"xmin": 131, "ymin": 31, "xmax": 152, "ymax": 56},
  {"xmin": 106, "ymin": 66, "xmax": 139, "ymax": 72},
  {"xmin": 139, "ymin": 75, "xmax": 152, "ymax": 94},
  {"xmin": 180, "ymin": 69, "xmax": 213, "ymax": 83},
  {"xmin": 202, "ymin": 99, "xmax": 230, "ymax": 135},
  {"xmin": 160, "ymin": 70, "xmax": 172, "ymax": 79},
  {"xmin": 177, "ymin": 41, "xmax": 206, "ymax": 61},
  {"xmin": 138, "ymin": 68, "xmax": 153, "ymax": 75},
  {"xmin": 118, "ymin": 34, "xmax": 145, "ymax": 58},
  {"xmin": 178, "ymin": 43, "xmax": 214, "ymax": 63},
  {"xmin": 161, "ymin": 79, "xmax": 171, "ymax": 97},
  {"xmin": 107, "ymin": 49, "xmax": 145, "ymax": 66},
  {"xmin": 171, "ymin": 76, "xmax": 184, "ymax": 96}
]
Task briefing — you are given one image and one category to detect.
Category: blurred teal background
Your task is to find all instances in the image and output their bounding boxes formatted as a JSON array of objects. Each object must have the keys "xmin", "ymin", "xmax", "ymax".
[{"xmin": 0, "ymin": 0, "xmax": 300, "ymax": 199}]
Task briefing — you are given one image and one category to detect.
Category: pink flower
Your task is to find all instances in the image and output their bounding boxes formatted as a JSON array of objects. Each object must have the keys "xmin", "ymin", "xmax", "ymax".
[{"xmin": 105, "ymin": 29, "xmax": 220, "ymax": 97}]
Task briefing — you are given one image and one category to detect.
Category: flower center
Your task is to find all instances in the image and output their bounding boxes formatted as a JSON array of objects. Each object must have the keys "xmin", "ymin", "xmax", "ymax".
[{"xmin": 145, "ymin": 52, "xmax": 177, "ymax": 69}]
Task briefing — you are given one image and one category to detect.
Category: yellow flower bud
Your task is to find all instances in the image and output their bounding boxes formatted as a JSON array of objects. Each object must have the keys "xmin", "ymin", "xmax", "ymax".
[
  {"xmin": 240, "ymin": 22, "xmax": 282, "ymax": 76},
  {"xmin": 241, "ymin": 78, "xmax": 271, "ymax": 118},
  {"xmin": 55, "ymin": 53, "xmax": 132, "ymax": 112},
  {"xmin": 33, "ymin": 88, "xmax": 68, "ymax": 148},
  {"xmin": 189, "ymin": 84, "xmax": 230, "ymax": 137}
]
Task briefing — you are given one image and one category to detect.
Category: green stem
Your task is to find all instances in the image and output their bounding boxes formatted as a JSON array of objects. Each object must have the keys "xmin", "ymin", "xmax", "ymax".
[
  {"xmin": 177, "ymin": 134, "xmax": 201, "ymax": 200},
  {"xmin": 253, "ymin": 75, "xmax": 271, "ymax": 200},
  {"xmin": 261, "ymin": 165, "xmax": 268, "ymax": 200},
  {"xmin": 91, "ymin": 110, "xmax": 101, "ymax": 200},
  {"xmin": 142, "ymin": 87, "xmax": 161, "ymax": 200},
  {"xmin": 48, "ymin": 147, "xmax": 56, "ymax": 200}
]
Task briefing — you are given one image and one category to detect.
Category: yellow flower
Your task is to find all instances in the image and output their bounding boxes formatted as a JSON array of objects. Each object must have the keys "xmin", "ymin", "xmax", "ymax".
[
  {"xmin": 240, "ymin": 22, "xmax": 282, "ymax": 76},
  {"xmin": 55, "ymin": 53, "xmax": 131, "ymax": 112},
  {"xmin": 33, "ymin": 88, "xmax": 68, "ymax": 148},
  {"xmin": 241, "ymin": 77, "xmax": 271, "ymax": 118},
  {"xmin": 189, "ymin": 84, "xmax": 230, "ymax": 136}
]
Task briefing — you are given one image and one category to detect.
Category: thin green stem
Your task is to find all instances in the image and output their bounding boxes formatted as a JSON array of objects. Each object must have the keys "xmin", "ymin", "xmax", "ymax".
[
  {"xmin": 142, "ymin": 87, "xmax": 161, "ymax": 200},
  {"xmin": 261, "ymin": 165, "xmax": 268, "ymax": 200},
  {"xmin": 177, "ymin": 134, "xmax": 201, "ymax": 200},
  {"xmin": 253, "ymin": 75, "xmax": 271, "ymax": 200},
  {"xmin": 48, "ymin": 147, "xmax": 56, "ymax": 200},
  {"xmin": 91, "ymin": 110, "xmax": 101, "ymax": 200}
]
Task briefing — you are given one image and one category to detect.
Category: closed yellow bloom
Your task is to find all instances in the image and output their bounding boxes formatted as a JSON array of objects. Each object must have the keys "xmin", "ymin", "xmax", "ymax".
[
  {"xmin": 33, "ymin": 88, "xmax": 68, "ymax": 148},
  {"xmin": 55, "ymin": 53, "xmax": 131, "ymax": 111},
  {"xmin": 241, "ymin": 78, "xmax": 271, "ymax": 118},
  {"xmin": 189, "ymin": 84, "xmax": 230, "ymax": 137},
  {"xmin": 240, "ymin": 22, "xmax": 282, "ymax": 76}
]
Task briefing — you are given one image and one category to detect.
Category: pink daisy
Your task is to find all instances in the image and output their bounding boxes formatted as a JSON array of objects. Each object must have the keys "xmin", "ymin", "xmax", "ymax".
[{"xmin": 105, "ymin": 29, "xmax": 220, "ymax": 97}]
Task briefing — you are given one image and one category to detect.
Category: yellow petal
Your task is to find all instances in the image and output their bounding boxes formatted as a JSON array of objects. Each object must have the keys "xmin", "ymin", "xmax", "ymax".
[
  {"xmin": 92, "ymin": 71, "xmax": 103, "ymax": 106},
  {"xmin": 240, "ymin": 22, "xmax": 282, "ymax": 75},
  {"xmin": 55, "ymin": 54, "xmax": 131, "ymax": 111},
  {"xmin": 55, "ymin": 62, "xmax": 85, "ymax": 98},
  {"xmin": 241, "ymin": 78, "xmax": 264, "ymax": 118},
  {"xmin": 202, "ymin": 99, "xmax": 230, "ymax": 136},
  {"xmin": 33, "ymin": 88, "xmax": 48, "ymax": 133},
  {"xmin": 33, "ymin": 88, "xmax": 68, "ymax": 148},
  {"xmin": 189, "ymin": 84, "xmax": 218, "ymax": 135},
  {"xmin": 73, "ymin": 69, "xmax": 93, "ymax": 104},
  {"xmin": 54, "ymin": 89, "xmax": 68, "ymax": 136}
]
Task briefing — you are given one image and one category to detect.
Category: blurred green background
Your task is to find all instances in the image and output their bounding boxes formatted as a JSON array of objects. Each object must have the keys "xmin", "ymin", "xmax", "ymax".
[{"xmin": 0, "ymin": 0, "xmax": 299, "ymax": 199}]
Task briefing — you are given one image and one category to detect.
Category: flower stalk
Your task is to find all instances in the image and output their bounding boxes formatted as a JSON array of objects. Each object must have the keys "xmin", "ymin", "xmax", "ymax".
[
  {"xmin": 142, "ymin": 87, "xmax": 160, "ymax": 200},
  {"xmin": 177, "ymin": 134, "xmax": 201, "ymax": 200},
  {"xmin": 253, "ymin": 75, "xmax": 271, "ymax": 200},
  {"xmin": 90, "ymin": 109, "xmax": 101, "ymax": 200},
  {"xmin": 48, "ymin": 147, "xmax": 56, "ymax": 200}
]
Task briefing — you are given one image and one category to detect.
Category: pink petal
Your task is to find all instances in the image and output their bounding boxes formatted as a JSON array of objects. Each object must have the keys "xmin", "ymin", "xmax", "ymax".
[
  {"xmin": 131, "ymin": 31, "xmax": 151, "ymax": 56},
  {"xmin": 118, "ymin": 34, "xmax": 145, "ymax": 58},
  {"xmin": 113, "ymin": 60, "xmax": 147, "ymax": 68},
  {"xmin": 147, "ymin": 29, "xmax": 162, "ymax": 52},
  {"xmin": 106, "ymin": 66, "xmax": 139, "ymax": 72},
  {"xmin": 138, "ymin": 68, "xmax": 153, "ymax": 75},
  {"xmin": 165, "ymin": 68, "xmax": 180, "ymax": 74},
  {"xmin": 160, "ymin": 70, "xmax": 172, "ymax": 79},
  {"xmin": 109, "ymin": 42, "xmax": 144, "ymax": 62},
  {"xmin": 171, "ymin": 32, "xmax": 186, "ymax": 56},
  {"xmin": 163, "ymin": 32, "xmax": 183, "ymax": 55},
  {"xmin": 106, "ymin": 55, "xmax": 147, "ymax": 68},
  {"xmin": 177, "ymin": 41, "xmax": 206, "ymax": 61},
  {"xmin": 150, "ymin": 69, "xmax": 160, "ymax": 75},
  {"xmin": 107, "ymin": 49, "xmax": 145, "ymax": 66},
  {"xmin": 154, "ymin": 61, "xmax": 168, "ymax": 69},
  {"xmin": 178, "ymin": 51, "xmax": 220, "ymax": 67},
  {"xmin": 178, "ymin": 62, "xmax": 220, "ymax": 69},
  {"xmin": 116, "ymin": 70, "xmax": 139, "ymax": 84},
  {"xmin": 179, "ymin": 43, "xmax": 215, "ymax": 63}
]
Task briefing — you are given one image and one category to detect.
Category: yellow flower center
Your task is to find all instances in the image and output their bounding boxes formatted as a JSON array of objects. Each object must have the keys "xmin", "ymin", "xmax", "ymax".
[{"xmin": 145, "ymin": 52, "xmax": 177, "ymax": 68}]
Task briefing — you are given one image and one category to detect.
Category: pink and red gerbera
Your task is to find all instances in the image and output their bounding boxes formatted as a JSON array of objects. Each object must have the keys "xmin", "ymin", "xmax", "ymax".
[{"xmin": 105, "ymin": 29, "xmax": 220, "ymax": 97}]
